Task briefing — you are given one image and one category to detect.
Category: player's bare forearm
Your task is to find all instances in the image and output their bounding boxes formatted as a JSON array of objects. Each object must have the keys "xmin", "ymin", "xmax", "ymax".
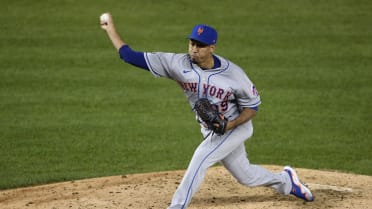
[
  {"xmin": 106, "ymin": 27, "xmax": 126, "ymax": 51},
  {"xmin": 100, "ymin": 13, "xmax": 126, "ymax": 51},
  {"xmin": 226, "ymin": 108, "xmax": 257, "ymax": 131}
]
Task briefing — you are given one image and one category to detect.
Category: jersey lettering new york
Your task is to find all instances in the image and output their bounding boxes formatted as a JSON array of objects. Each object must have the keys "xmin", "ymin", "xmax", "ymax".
[{"xmin": 144, "ymin": 52, "xmax": 261, "ymax": 118}]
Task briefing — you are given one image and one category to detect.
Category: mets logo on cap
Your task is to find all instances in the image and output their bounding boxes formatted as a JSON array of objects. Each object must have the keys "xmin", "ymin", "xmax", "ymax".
[{"xmin": 197, "ymin": 27, "xmax": 204, "ymax": 35}]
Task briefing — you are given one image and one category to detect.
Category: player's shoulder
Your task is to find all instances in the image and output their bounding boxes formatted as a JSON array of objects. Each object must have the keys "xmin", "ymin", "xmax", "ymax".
[
  {"xmin": 173, "ymin": 53, "xmax": 191, "ymax": 65},
  {"xmin": 215, "ymin": 55, "xmax": 246, "ymax": 74},
  {"xmin": 145, "ymin": 52, "xmax": 190, "ymax": 67},
  {"xmin": 175, "ymin": 53, "xmax": 193, "ymax": 67},
  {"xmin": 150, "ymin": 52, "xmax": 188, "ymax": 61},
  {"xmin": 146, "ymin": 51, "xmax": 186, "ymax": 58}
]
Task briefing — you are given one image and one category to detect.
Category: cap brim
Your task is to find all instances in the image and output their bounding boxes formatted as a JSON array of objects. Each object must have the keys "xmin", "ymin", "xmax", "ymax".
[{"xmin": 188, "ymin": 36, "xmax": 210, "ymax": 46}]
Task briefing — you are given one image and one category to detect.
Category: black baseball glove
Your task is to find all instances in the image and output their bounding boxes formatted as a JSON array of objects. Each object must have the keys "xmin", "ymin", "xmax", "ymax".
[{"xmin": 194, "ymin": 98, "xmax": 228, "ymax": 135}]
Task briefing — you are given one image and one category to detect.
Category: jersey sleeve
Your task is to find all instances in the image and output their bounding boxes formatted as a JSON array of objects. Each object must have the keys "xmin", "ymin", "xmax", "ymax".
[
  {"xmin": 118, "ymin": 45, "xmax": 149, "ymax": 70},
  {"xmin": 143, "ymin": 52, "xmax": 178, "ymax": 78},
  {"xmin": 234, "ymin": 72, "xmax": 261, "ymax": 110}
]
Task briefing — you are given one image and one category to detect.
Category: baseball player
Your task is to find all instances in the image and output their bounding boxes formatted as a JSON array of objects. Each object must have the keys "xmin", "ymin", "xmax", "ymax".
[{"xmin": 100, "ymin": 13, "xmax": 314, "ymax": 209}]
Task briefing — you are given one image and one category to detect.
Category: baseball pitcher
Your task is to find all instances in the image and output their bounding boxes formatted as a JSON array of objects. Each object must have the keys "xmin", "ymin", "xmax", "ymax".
[{"xmin": 99, "ymin": 13, "xmax": 314, "ymax": 209}]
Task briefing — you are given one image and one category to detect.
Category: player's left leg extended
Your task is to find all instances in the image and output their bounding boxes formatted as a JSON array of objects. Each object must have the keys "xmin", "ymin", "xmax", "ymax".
[
  {"xmin": 221, "ymin": 144, "xmax": 314, "ymax": 201},
  {"xmin": 221, "ymin": 144, "xmax": 291, "ymax": 194}
]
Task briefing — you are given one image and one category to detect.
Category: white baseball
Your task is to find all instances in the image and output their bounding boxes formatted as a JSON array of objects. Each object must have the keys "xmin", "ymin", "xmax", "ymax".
[{"xmin": 100, "ymin": 13, "xmax": 110, "ymax": 23}]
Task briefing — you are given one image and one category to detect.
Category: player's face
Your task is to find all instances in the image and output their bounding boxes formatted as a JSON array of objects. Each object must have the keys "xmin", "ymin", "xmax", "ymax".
[{"xmin": 188, "ymin": 40, "xmax": 215, "ymax": 65}]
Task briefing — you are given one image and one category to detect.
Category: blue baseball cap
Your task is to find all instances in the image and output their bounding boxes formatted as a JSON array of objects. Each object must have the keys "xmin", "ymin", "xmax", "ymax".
[{"xmin": 188, "ymin": 24, "xmax": 218, "ymax": 45}]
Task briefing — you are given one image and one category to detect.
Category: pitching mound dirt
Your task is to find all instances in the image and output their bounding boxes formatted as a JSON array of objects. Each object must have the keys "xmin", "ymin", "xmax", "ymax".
[{"xmin": 1, "ymin": 165, "xmax": 371, "ymax": 209}]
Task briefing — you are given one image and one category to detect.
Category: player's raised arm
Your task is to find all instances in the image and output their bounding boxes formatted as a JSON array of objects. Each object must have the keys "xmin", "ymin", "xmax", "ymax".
[
  {"xmin": 100, "ymin": 13, "xmax": 126, "ymax": 51},
  {"xmin": 100, "ymin": 13, "xmax": 149, "ymax": 71}
]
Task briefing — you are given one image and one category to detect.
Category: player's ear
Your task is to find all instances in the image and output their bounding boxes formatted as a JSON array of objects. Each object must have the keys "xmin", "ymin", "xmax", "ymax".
[{"xmin": 209, "ymin": 45, "xmax": 216, "ymax": 53}]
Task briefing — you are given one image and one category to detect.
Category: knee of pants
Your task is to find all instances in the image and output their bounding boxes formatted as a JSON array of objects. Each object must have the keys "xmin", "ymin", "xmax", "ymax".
[
  {"xmin": 236, "ymin": 174, "xmax": 258, "ymax": 186},
  {"xmin": 234, "ymin": 166, "xmax": 265, "ymax": 187}
]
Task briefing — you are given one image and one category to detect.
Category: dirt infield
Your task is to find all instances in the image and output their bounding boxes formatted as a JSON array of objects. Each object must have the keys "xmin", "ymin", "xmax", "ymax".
[{"xmin": 1, "ymin": 165, "xmax": 371, "ymax": 209}]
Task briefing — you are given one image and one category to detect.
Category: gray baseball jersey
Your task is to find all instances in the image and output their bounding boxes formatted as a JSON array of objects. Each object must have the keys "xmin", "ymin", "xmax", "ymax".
[
  {"xmin": 144, "ymin": 53, "xmax": 261, "ymax": 119},
  {"xmin": 143, "ymin": 52, "xmax": 291, "ymax": 209}
]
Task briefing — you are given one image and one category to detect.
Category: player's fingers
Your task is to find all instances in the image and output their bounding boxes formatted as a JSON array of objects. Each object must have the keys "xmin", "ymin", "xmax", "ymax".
[
  {"xmin": 99, "ymin": 13, "xmax": 113, "ymax": 29},
  {"xmin": 100, "ymin": 22, "xmax": 107, "ymax": 30}
]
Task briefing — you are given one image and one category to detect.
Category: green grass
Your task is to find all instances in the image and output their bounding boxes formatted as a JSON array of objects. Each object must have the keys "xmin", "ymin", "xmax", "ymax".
[{"xmin": 0, "ymin": 0, "xmax": 371, "ymax": 189}]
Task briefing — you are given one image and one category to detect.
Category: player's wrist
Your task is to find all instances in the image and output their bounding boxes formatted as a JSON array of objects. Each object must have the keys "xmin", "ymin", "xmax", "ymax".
[{"xmin": 226, "ymin": 120, "xmax": 236, "ymax": 131}]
